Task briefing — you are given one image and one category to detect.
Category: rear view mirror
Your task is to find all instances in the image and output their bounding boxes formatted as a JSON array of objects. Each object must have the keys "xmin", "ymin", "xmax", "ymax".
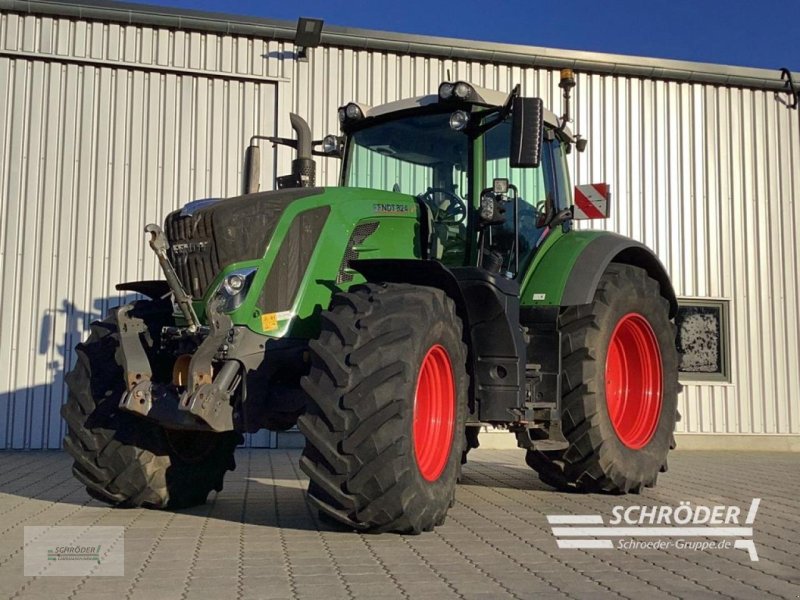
[
  {"xmin": 573, "ymin": 183, "xmax": 611, "ymax": 219},
  {"xmin": 510, "ymin": 97, "xmax": 544, "ymax": 168}
]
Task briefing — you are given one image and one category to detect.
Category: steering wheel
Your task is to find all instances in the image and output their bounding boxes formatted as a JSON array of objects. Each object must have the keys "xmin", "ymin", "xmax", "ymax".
[{"xmin": 418, "ymin": 188, "xmax": 467, "ymax": 224}]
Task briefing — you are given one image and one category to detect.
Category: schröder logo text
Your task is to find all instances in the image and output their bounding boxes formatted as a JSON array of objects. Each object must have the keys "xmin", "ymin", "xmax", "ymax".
[
  {"xmin": 24, "ymin": 526, "xmax": 124, "ymax": 576},
  {"xmin": 548, "ymin": 499, "xmax": 761, "ymax": 561},
  {"xmin": 609, "ymin": 501, "xmax": 746, "ymax": 525}
]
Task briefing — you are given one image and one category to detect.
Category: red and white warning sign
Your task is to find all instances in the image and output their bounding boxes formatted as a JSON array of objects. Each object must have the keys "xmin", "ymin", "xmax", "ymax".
[{"xmin": 573, "ymin": 183, "xmax": 610, "ymax": 219}]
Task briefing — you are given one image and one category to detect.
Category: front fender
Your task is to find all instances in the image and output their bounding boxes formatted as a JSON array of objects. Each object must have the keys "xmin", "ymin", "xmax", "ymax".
[{"xmin": 116, "ymin": 280, "xmax": 171, "ymax": 300}]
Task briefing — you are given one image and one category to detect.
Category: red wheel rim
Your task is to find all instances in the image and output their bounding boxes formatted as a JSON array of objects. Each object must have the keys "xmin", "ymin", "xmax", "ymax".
[
  {"xmin": 604, "ymin": 313, "xmax": 663, "ymax": 449},
  {"xmin": 413, "ymin": 345, "xmax": 456, "ymax": 482}
]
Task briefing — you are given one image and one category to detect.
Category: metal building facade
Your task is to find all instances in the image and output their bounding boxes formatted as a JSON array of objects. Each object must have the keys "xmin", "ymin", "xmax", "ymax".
[{"xmin": 0, "ymin": 1, "xmax": 798, "ymax": 449}]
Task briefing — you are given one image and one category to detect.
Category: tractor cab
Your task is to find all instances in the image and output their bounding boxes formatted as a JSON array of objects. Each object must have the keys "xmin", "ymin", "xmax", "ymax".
[{"xmin": 332, "ymin": 80, "xmax": 578, "ymax": 276}]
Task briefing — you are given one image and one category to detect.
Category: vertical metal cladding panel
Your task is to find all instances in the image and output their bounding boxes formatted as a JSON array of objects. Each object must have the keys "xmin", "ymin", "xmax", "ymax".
[{"xmin": 0, "ymin": 12, "xmax": 279, "ymax": 447}]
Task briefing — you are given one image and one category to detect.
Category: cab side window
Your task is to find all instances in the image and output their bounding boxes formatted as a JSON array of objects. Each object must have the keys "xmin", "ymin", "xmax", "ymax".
[
  {"xmin": 483, "ymin": 121, "xmax": 556, "ymax": 274},
  {"xmin": 551, "ymin": 137, "xmax": 572, "ymax": 210}
]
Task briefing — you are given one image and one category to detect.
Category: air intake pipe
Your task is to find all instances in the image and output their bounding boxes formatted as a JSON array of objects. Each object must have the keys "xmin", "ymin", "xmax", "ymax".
[{"xmin": 289, "ymin": 113, "xmax": 316, "ymax": 187}]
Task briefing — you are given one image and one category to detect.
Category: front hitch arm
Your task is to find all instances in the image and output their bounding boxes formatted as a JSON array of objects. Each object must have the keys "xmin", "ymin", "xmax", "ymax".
[
  {"xmin": 118, "ymin": 297, "xmax": 239, "ymax": 432},
  {"xmin": 144, "ymin": 223, "xmax": 201, "ymax": 332}
]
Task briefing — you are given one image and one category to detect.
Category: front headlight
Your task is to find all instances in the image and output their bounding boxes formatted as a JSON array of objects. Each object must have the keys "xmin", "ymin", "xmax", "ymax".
[{"xmin": 215, "ymin": 267, "xmax": 257, "ymax": 313}]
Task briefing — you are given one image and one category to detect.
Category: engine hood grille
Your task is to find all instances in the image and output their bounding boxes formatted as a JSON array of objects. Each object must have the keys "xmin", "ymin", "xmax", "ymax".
[{"xmin": 164, "ymin": 187, "xmax": 324, "ymax": 298}]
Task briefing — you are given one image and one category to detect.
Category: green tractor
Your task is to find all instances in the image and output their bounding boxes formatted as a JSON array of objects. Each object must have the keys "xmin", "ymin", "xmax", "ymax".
[{"xmin": 62, "ymin": 70, "xmax": 679, "ymax": 533}]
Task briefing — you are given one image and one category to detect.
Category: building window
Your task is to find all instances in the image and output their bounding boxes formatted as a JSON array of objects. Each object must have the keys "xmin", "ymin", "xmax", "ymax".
[{"xmin": 675, "ymin": 299, "xmax": 730, "ymax": 383}]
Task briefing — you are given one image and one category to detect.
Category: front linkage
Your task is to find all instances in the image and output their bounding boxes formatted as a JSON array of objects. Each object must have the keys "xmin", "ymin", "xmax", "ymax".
[{"xmin": 117, "ymin": 224, "xmax": 245, "ymax": 433}]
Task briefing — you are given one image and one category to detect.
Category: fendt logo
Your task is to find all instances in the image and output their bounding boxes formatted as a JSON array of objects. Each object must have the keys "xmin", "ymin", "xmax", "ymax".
[
  {"xmin": 170, "ymin": 241, "xmax": 209, "ymax": 255},
  {"xmin": 373, "ymin": 203, "xmax": 410, "ymax": 215},
  {"xmin": 548, "ymin": 498, "xmax": 761, "ymax": 561}
]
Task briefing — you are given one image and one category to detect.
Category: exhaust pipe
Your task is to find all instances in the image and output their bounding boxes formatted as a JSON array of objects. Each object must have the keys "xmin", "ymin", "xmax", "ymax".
[
  {"xmin": 245, "ymin": 144, "xmax": 260, "ymax": 194},
  {"xmin": 289, "ymin": 113, "xmax": 316, "ymax": 187},
  {"xmin": 244, "ymin": 113, "xmax": 317, "ymax": 193}
]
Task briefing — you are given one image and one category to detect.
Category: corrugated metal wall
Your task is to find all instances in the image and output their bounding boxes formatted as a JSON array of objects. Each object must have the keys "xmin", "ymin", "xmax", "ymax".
[
  {"xmin": 1, "ymin": 9, "xmax": 798, "ymax": 448},
  {"xmin": 0, "ymin": 12, "xmax": 281, "ymax": 447}
]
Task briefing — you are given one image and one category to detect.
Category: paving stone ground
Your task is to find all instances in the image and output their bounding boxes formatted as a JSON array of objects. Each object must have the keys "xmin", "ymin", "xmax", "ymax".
[{"xmin": 0, "ymin": 449, "xmax": 798, "ymax": 600}]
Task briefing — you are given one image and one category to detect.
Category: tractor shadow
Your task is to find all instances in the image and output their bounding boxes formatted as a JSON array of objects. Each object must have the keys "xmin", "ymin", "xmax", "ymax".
[
  {"xmin": 1, "ymin": 449, "xmax": 558, "ymax": 534},
  {"xmin": 0, "ymin": 296, "xmax": 138, "ymax": 450},
  {"xmin": 459, "ymin": 458, "xmax": 556, "ymax": 492},
  {"xmin": 172, "ymin": 453, "xmax": 558, "ymax": 533},
  {"xmin": 0, "ymin": 445, "xmax": 609, "ymax": 540}
]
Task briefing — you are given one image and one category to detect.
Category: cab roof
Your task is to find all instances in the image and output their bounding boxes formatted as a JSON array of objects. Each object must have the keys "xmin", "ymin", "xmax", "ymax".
[{"xmin": 360, "ymin": 83, "xmax": 564, "ymax": 131}]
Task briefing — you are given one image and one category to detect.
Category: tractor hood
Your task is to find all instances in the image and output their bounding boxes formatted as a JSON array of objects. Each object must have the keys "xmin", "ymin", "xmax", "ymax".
[
  {"xmin": 164, "ymin": 187, "xmax": 326, "ymax": 298},
  {"xmin": 164, "ymin": 185, "xmax": 420, "ymax": 337}
]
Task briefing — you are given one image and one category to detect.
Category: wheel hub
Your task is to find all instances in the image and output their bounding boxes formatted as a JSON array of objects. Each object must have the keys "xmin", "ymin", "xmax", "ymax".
[
  {"xmin": 604, "ymin": 313, "xmax": 663, "ymax": 449},
  {"xmin": 413, "ymin": 345, "xmax": 456, "ymax": 481}
]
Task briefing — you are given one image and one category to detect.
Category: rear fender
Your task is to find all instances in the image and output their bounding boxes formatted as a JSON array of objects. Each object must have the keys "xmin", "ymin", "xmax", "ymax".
[{"xmin": 521, "ymin": 231, "xmax": 678, "ymax": 318}]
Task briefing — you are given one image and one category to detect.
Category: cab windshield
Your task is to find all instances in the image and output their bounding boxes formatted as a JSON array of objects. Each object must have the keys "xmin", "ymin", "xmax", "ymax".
[{"xmin": 344, "ymin": 111, "xmax": 470, "ymax": 202}]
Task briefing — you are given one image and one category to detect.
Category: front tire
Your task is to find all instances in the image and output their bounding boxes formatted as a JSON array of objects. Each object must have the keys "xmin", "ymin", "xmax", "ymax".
[
  {"xmin": 298, "ymin": 283, "xmax": 468, "ymax": 533},
  {"xmin": 526, "ymin": 264, "xmax": 679, "ymax": 493},
  {"xmin": 61, "ymin": 303, "xmax": 242, "ymax": 509}
]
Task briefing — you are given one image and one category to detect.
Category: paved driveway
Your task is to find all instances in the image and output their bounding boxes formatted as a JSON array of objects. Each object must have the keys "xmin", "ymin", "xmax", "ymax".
[{"xmin": 0, "ymin": 449, "xmax": 798, "ymax": 599}]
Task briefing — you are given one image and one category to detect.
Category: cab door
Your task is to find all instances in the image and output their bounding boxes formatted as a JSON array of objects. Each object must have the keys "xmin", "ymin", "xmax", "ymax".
[{"xmin": 481, "ymin": 122, "xmax": 567, "ymax": 277}]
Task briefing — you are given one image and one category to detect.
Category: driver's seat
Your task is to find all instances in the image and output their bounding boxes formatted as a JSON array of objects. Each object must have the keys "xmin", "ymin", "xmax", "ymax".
[{"xmin": 417, "ymin": 199, "xmax": 444, "ymax": 260}]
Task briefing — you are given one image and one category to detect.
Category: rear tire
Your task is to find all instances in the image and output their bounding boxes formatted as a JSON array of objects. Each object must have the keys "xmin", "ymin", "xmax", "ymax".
[
  {"xmin": 526, "ymin": 264, "xmax": 679, "ymax": 493},
  {"xmin": 298, "ymin": 283, "xmax": 468, "ymax": 533},
  {"xmin": 61, "ymin": 302, "xmax": 242, "ymax": 509}
]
